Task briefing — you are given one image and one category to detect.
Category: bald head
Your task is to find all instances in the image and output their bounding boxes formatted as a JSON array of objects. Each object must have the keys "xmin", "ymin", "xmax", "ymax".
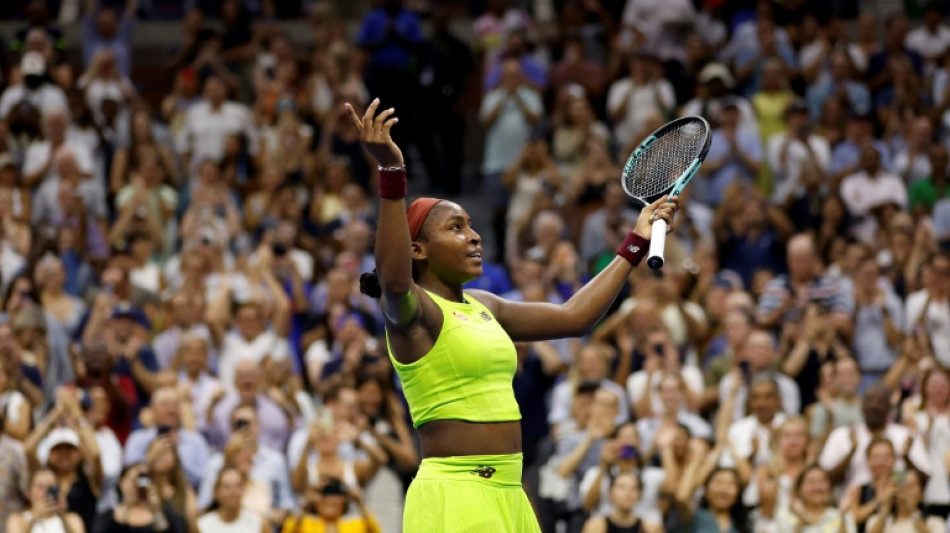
[{"xmin": 787, "ymin": 233, "xmax": 817, "ymax": 282}]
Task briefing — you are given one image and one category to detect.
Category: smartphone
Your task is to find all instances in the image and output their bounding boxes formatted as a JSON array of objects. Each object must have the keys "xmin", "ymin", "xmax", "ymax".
[
  {"xmin": 653, "ymin": 343, "xmax": 664, "ymax": 356},
  {"xmin": 619, "ymin": 445, "xmax": 638, "ymax": 461},
  {"xmin": 136, "ymin": 473, "xmax": 150, "ymax": 500},
  {"xmin": 46, "ymin": 485, "xmax": 59, "ymax": 502},
  {"xmin": 156, "ymin": 425, "xmax": 172, "ymax": 436},
  {"xmin": 739, "ymin": 360, "xmax": 751, "ymax": 383},
  {"xmin": 234, "ymin": 419, "xmax": 250, "ymax": 431}
]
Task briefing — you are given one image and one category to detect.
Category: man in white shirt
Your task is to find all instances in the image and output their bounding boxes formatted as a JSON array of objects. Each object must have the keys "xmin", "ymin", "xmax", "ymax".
[
  {"xmin": 22, "ymin": 108, "xmax": 94, "ymax": 189},
  {"xmin": 0, "ymin": 52, "xmax": 68, "ymax": 120},
  {"xmin": 717, "ymin": 330, "xmax": 800, "ymax": 422},
  {"xmin": 627, "ymin": 327, "xmax": 704, "ymax": 419},
  {"xmin": 217, "ymin": 301, "xmax": 291, "ymax": 393},
  {"xmin": 681, "ymin": 63, "xmax": 760, "ymax": 137},
  {"xmin": 620, "ymin": 0, "xmax": 696, "ymax": 65},
  {"xmin": 767, "ymin": 100, "xmax": 831, "ymax": 204},
  {"xmin": 175, "ymin": 74, "xmax": 258, "ymax": 177},
  {"xmin": 905, "ymin": 3, "xmax": 950, "ymax": 66},
  {"xmin": 819, "ymin": 383, "xmax": 931, "ymax": 489},
  {"xmin": 606, "ymin": 52, "xmax": 675, "ymax": 150},
  {"xmin": 840, "ymin": 144, "xmax": 908, "ymax": 243}
]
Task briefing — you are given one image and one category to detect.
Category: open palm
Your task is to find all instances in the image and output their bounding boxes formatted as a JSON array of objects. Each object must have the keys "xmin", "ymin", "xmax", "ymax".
[{"xmin": 345, "ymin": 98, "xmax": 404, "ymax": 168}]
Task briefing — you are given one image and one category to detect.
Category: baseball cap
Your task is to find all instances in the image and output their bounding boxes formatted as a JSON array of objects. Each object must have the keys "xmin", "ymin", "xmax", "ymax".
[
  {"xmin": 21, "ymin": 52, "xmax": 46, "ymax": 77},
  {"xmin": 111, "ymin": 302, "xmax": 151, "ymax": 329},
  {"xmin": 784, "ymin": 99, "xmax": 809, "ymax": 115},
  {"xmin": 698, "ymin": 63, "xmax": 734, "ymax": 88},
  {"xmin": 37, "ymin": 427, "xmax": 81, "ymax": 465}
]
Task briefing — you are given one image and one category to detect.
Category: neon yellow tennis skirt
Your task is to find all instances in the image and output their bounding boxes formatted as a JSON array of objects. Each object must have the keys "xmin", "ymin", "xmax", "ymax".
[{"xmin": 403, "ymin": 453, "xmax": 542, "ymax": 532}]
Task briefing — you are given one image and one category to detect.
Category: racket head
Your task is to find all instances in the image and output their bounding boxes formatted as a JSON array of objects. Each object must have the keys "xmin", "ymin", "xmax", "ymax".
[{"xmin": 620, "ymin": 116, "xmax": 712, "ymax": 206}]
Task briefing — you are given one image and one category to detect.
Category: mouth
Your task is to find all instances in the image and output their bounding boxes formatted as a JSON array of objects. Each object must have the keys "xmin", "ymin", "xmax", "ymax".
[{"xmin": 466, "ymin": 250, "xmax": 482, "ymax": 260}]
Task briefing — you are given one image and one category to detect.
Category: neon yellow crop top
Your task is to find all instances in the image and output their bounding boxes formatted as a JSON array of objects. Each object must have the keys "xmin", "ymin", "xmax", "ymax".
[{"xmin": 385, "ymin": 290, "xmax": 522, "ymax": 428}]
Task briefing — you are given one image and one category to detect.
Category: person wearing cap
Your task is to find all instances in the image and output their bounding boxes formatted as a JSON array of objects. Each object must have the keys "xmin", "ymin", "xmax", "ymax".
[
  {"xmin": 0, "ymin": 50, "xmax": 68, "ymax": 119},
  {"xmin": 345, "ymin": 99, "xmax": 676, "ymax": 533},
  {"xmin": 281, "ymin": 476, "xmax": 381, "ymax": 533},
  {"xmin": 682, "ymin": 63, "xmax": 761, "ymax": 137},
  {"xmin": 766, "ymin": 99, "xmax": 831, "ymax": 205},
  {"xmin": 24, "ymin": 387, "xmax": 103, "ymax": 533}
]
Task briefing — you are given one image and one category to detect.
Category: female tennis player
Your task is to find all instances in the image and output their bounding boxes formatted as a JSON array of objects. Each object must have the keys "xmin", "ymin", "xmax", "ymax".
[{"xmin": 346, "ymin": 98, "xmax": 678, "ymax": 532}]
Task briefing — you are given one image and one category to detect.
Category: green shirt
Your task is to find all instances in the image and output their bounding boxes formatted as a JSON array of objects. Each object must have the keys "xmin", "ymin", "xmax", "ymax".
[{"xmin": 908, "ymin": 177, "xmax": 950, "ymax": 212}]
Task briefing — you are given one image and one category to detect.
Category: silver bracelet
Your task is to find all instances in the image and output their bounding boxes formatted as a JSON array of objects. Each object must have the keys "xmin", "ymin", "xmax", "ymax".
[{"xmin": 378, "ymin": 165, "xmax": 406, "ymax": 171}]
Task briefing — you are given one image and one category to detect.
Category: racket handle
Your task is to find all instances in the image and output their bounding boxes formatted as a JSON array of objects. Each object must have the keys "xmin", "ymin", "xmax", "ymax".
[{"xmin": 647, "ymin": 219, "xmax": 667, "ymax": 270}]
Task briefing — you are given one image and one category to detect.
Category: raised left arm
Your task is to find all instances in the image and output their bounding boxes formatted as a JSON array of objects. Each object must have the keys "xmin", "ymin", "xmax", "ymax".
[{"xmin": 470, "ymin": 197, "xmax": 677, "ymax": 342}]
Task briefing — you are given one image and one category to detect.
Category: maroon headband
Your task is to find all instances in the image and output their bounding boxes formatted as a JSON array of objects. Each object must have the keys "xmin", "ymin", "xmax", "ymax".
[{"xmin": 407, "ymin": 198, "xmax": 442, "ymax": 241}]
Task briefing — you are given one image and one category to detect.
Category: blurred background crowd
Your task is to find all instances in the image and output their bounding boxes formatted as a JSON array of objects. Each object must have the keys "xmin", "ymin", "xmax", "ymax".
[{"xmin": 1, "ymin": 0, "xmax": 950, "ymax": 532}]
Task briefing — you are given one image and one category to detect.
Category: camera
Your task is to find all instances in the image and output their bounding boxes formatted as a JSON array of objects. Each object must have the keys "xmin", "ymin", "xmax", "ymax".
[
  {"xmin": 157, "ymin": 425, "xmax": 172, "ymax": 436},
  {"xmin": 136, "ymin": 473, "xmax": 150, "ymax": 500},
  {"xmin": 234, "ymin": 419, "xmax": 250, "ymax": 431},
  {"xmin": 271, "ymin": 243, "xmax": 288, "ymax": 257},
  {"xmin": 618, "ymin": 445, "xmax": 638, "ymax": 461},
  {"xmin": 46, "ymin": 485, "xmax": 59, "ymax": 502}
]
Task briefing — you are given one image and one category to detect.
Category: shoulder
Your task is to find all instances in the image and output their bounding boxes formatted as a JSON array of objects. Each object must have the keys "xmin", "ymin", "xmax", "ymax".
[{"xmin": 464, "ymin": 288, "xmax": 505, "ymax": 315}]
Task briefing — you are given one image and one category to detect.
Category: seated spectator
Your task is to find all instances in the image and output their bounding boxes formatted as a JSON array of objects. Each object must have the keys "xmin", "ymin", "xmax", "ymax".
[
  {"xmin": 280, "ymin": 478, "xmax": 381, "ymax": 533},
  {"xmin": 198, "ymin": 405, "xmax": 296, "ymax": 528},
  {"xmin": 5, "ymin": 468, "xmax": 86, "ymax": 533},
  {"xmin": 197, "ymin": 466, "xmax": 266, "ymax": 533},
  {"xmin": 580, "ymin": 471, "xmax": 662, "ymax": 533},
  {"xmin": 865, "ymin": 468, "xmax": 943, "ymax": 533},
  {"xmin": 124, "ymin": 387, "xmax": 210, "ymax": 489},
  {"xmin": 208, "ymin": 359, "xmax": 293, "ymax": 453},
  {"xmin": 93, "ymin": 462, "xmax": 186, "ymax": 533},
  {"xmin": 819, "ymin": 383, "xmax": 930, "ymax": 489},
  {"xmin": 717, "ymin": 330, "xmax": 800, "ymax": 422}
]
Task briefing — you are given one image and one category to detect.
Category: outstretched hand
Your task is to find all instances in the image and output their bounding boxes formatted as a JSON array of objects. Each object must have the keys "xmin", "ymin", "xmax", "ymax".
[
  {"xmin": 345, "ymin": 98, "xmax": 404, "ymax": 168},
  {"xmin": 634, "ymin": 195, "xmax": 679, "ymax": 239}
]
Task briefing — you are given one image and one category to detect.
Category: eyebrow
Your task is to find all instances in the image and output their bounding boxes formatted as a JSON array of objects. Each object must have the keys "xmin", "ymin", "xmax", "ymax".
[{"xmin": 443, "ymin": 215, "xmax": 472, "ymax": 225}]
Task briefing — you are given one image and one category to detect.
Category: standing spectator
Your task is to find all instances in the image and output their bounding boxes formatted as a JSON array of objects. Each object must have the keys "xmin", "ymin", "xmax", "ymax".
[
  {"xmin": 606, "ymin": 51, "xmax": 675, "ymax": 152},
  {"xmin": 479, "ymin": 59, "xmax": 542, "ymax": 261},
  {"xmin": 355, "ymin": 0, "xmax": 421, "ymax": 151},
  {"xmin": 850, "ymin": 255, "xmax": 903, "ymax": 383},
  {"xmin": 145, "ymin": 437, "xmax": 197, "ymax": 531},
  {"xmin": 124, "ymin": 387, "xmax": 211, "ymax": 489},
  {"xmin": 696, "ymin": 99, "xmax": 762, "ymax": 206},
  {"xmin": 82, "ymin": 0, "xmax": 136, "ymax": 78},
  {"xmin": 866, "ymin": 13, "xmax": 923, "ymax": 95},
  {"xmin": 805, "ymin": 50, "xmax": 871, "ymax": 120},
  {"xmin": 0, "ymin": 52, "xmax": 69, "ymax": 120},
  {"xmin": 767, "ymin": 100, "xmax": 831, "ymax": 205},
  {"xmin": 580, "ymin": 472, "xmax": 662, "ymax": 533},
  {"xmin": 765, "ymin": 465, "xmax": 856, "ymax": 533},
  {"xmin": 892, "ymin": 116, "xmax": 934, "ymax": 185},
  {"xmin": 0, "ymin": 414, "xmax": 29, "ymax": 528},
  {"xmin": 908, "ymin": 369, "xmax": 950, "ymax": 518},
  {"xmin": 415, "ymin": 2, "xmax": 473, "ymax": 196},
  {"xmin": 909, "ymin": 145, "xmax": 950, "ymax": 216},
  {"xmin": 904, "ymin": 253, "xmax": 950, "ymax": 367},
  {"xmin": 865, "ymin": 468, "xmax": 944, "ymax": 533},
  {"xmin": 904, "ymin": 2, "xmax": 950, "ymax": 69},
  {"xmin": 93, "ymin": 462, "xmax": 186, "ymax": 533},
  {"xmin": 732, "ymin": 17, "xmax": 797, "ymax": 98},
  {"xmin": 549, "ymin": 343, "xmax": 629, "ymax": 429},
  {"xmin": 197, "ymin": 466, "xmax": 266, "ymax": 533},
  {"xmin": 280, "ymin": 478, "xmax": 381, "ymax": 533},
  {"xmin": 473, "ymin": 0, "xmax": 532, "ymax": 69},
  {"xmin": 819, "ymin": 383, "xmax": 930, "ymax": 488},
  {"xmin": 839, "ymin": 438, "xmax": 897, "ymax": 532},
  {"xmin": 175, "ymin": 75, "xmax": 258, "ymax": 177},
  {"xmin": 752, "ymin": 59, "xmax": 796, "ymax": 143},
  {"xmin": 809, "ymin": 357, "xmax": 864, "ymax": 443},
  {"xmin": 780, "ymin": 303, "xmax": 851, "ymax": 410},
  {"xmin": 682, "ymin": 63, "xmax": 760, "ymax": 136},
  {"xmin": 207, "ymin": 360, "xmax": 293, "ymax": 454},
  {"xmin": 717, "ymin": 330, "xmax": 800, "ymax": 422},
  {"xmin": 619, "ymin": 0, "xmax": 695, "ymax": 67}
]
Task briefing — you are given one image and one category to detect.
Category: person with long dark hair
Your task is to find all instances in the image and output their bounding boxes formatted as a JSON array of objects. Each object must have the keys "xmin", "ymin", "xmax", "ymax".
[{"xmin": 344, "ymin": 97, "xmax": 677, "ymax": 533}]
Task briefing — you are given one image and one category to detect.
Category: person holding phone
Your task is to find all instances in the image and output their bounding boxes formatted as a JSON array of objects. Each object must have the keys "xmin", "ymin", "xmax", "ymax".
[
  {"xmin": 5, "ymin": 468, "xmax": 86, "ymax": 533},
  {"xmin": 347, "ymin": 98, "xmax": 676, "ymax": 533},
  {"xmin": 92, "ymin": 463, "xmax": 185, "ymax": 533},
  {"xmin": 280, "ymin": 478, "xmax": 381, "ymax": 533},
  {"xmin": 580, "ymin": 472, "xmax": 663, "ymax": 533},
  {"xmin": 579, "ymin": 422, "xmax": 650, "ymax": 520}
]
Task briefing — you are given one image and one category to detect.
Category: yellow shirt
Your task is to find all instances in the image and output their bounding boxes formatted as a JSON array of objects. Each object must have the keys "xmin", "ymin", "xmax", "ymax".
[{"xmin": 280, "ymin": 514, "xmax": 382, "ymax": 533}]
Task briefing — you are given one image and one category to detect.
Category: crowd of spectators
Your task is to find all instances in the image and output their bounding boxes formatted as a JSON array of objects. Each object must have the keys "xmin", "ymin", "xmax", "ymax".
[{"xmin": 0, "ymin": 0, "xmax": 950, "ymax": 532}]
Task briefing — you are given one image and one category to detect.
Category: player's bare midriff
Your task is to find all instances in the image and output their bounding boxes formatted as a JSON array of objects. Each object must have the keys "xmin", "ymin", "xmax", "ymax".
[{"xmin": 417, "ymin": 419, "xmax": 522, "ymax": 458}]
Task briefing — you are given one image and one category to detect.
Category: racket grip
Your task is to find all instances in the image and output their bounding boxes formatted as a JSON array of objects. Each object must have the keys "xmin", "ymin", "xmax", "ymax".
[{"xmin": 647, "ymin": 219, "xmax": 667, "ymax": 270}]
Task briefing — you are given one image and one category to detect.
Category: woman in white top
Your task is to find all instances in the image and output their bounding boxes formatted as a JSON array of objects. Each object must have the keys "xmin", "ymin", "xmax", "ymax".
[
  {"xmin": 0, "ymin": 356, "xmax": 31, "ymax": 440},
  {"xmin": 768, "ymin": 465, "xmax": 856, "ymax": 533},
  {"xmin": 197, "ymin": 467, "xmax": 267, "ymax": 533},
  {"xmin": 866, "ymin": 469, "xmax": 945, "ymax": 533},
  {"xmin": 910, "ymin": 369, "xmax": 950, "ymax": 517},
  {"xmin": 290, "ymin": 418, "xmax": 376, "ymax": 495},
  {"xmin": 757, "ymin": 416, "xmax": 810, "ymax": 523},
  {"xmin": 35, "ymin": 255, "xmax": 86, "ymax": 339},
  {"xmin": 5, "ymin": 468, "xmax": 86, "ymax": 533}
]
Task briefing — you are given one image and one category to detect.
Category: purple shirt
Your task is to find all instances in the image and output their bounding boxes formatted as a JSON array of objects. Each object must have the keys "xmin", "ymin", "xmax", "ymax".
[{"xmin": 208, "ymin": 393, "xmax": 294, "ymax": 453}]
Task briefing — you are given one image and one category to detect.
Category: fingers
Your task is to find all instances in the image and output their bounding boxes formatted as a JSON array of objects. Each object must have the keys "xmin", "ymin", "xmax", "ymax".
[
  {"xmin": 344, "ymin": 103, "xmax": 363, "ymax": 133},
  {"xmin": 374, "ymin": 107, "xmax": 395, "ymax": 133},
  {"xmin": 382, "ymin": 116, "xmax": 399, "ymax": 136},
  {"xmin": 361, "ymin": 98, "xmax": 380, "ymax": 134}
]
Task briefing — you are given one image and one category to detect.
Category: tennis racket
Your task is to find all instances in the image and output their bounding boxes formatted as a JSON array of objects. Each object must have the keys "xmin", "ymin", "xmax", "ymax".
[{"xmin": 620, "ymin": 116, "xmax": 711, "ymax": 270}]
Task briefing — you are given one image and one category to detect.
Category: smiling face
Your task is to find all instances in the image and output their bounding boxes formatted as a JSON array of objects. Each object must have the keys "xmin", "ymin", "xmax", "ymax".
[{"xmin": 413, "ymin": 202, "xmax": 483, "ymax": 285}]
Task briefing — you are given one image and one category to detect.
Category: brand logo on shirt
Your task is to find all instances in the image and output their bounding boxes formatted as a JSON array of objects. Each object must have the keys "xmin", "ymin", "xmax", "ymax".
[
  {"xmin": 453, "ymin": 312, "xmax": 469, "ymax": 321},
  {"xmin": 479, "ymin": 311, "xmax": 492, "ymax": 322},
  {"xmin": 470, "ymin": 466, "xmax": 497, "ymax": 479}
]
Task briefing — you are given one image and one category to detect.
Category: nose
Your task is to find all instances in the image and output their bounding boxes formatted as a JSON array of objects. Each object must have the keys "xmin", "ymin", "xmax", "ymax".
[{"xmin": 468, "ymin": 228, "xmax": 481, "ymax": 244}]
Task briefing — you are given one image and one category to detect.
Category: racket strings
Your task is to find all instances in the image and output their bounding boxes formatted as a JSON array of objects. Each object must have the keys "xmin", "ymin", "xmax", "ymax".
[{"xmin": 624, "ymin": 120, "xmax": 709, "ymax": 200}]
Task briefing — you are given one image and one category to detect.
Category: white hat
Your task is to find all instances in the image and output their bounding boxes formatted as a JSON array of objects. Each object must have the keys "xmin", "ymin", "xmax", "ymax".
[
  {"xmin": 38, "ymin": 427, "xmax": 81, "ymax": 465},
  {"xmin": 21, "ymin": 51, "xmax": 46, "ymax": 77},
  {"xmin": 697, "ymin": 62, "xmax": 734, "ymax": 88}
]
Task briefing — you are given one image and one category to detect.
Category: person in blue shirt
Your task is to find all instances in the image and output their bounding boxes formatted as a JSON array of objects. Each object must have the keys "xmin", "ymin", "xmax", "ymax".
[{"xmin": 697, "ymin": 100, "xmax": 762, "ymax": 206}]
